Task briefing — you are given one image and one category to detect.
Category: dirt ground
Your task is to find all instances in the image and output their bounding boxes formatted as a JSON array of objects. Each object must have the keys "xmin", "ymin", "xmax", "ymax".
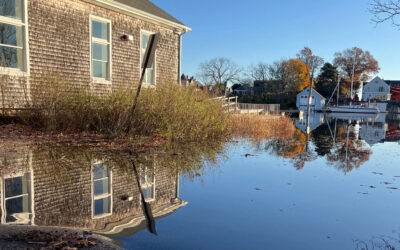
[{"xmin": 0, "ymin": 225, "xmax": 122, "ymax": 249}]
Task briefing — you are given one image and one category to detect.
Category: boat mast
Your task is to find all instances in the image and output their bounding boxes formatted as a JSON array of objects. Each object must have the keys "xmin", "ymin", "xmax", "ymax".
[
  {"xmin": 337, "ymin": 78, "xmax": 340, "ymax": 106},
  {"xmin": 350, "ymin": 55, "xmax": 356, "ymax": 106}
]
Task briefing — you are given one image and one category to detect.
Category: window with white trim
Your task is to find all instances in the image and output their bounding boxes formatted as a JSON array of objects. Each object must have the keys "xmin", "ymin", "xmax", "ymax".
[
  {"xmin": 92, "ymin": 162, "xmax": 112, "ymax": 218},
  {"xmin": 0, "ymin": 0, "xmax": 27, "ymax": 71},
  {"xmin": 91, "ymin": 17, "xmax": 111, "ymax": 81},
  {"xmin": 2, "ymin": 173, "xmax": 33, "ymax": 224},
  {"xmin": 141, "ymin": 31, "xmax": 156, "ymax": 86},
  {"xmin": 140, "ymin": 166, "xmax": 155, "ymax": 202}
]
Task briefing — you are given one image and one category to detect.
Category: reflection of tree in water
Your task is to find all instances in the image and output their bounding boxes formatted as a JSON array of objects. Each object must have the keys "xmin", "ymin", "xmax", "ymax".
[
  {"xmin": 267, "ymin": 129, "xmax": 306, "ymax": 159},
  {"xmin": 267, "ymin": 119, "xmax": 372, "ymax": 173},
  {"xmin": 326, "ymin": 124, "xmax": 371, "ymax": 173},
  {"xmin": 354, "ymin": 231, "xmax": 400, "ymax": 250},
  {"xmin": 311, "ymin": 123, "xmax": 334, "ymax": 156},
  {"xmin": 266, "ymin": 129, "xmax": 317, "ymax": 170}
]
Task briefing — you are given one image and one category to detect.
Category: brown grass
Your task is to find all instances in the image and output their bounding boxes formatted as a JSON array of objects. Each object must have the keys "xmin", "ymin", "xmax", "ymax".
[{"xmin": 229, "ymin": 114, "xmax": 295, "ymax": 141}]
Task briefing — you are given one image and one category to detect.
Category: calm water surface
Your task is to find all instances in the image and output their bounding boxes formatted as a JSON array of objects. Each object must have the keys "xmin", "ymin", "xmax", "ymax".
[{"xmin": 1, "ymin": 112, "xmax": 400, "ymax": 250}]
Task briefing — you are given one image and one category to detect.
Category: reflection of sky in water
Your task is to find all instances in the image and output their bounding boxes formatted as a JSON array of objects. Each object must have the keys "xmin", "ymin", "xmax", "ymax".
[
  {"xmin": 121, "ymin": 137, "xmax": 400, "ymax": 249},
  {"xmin": 1, "ymin": 114, "xmax": 399, "ymax": 249}
]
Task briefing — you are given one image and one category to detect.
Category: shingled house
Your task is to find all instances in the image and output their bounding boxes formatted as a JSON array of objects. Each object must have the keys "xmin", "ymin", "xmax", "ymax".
[
  {"xmin": 0, "ymin": 0, "xmax": 190, "ymax": 109},
  {"xmin": 0, "ymin": 143, "xmax": 187, "ymax": 234}
]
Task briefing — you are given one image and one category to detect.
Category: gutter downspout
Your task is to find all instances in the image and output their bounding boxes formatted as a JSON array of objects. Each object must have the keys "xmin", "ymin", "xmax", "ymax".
[{"xmin": 178, "ymin": 32, "xmax": 182, "ymax": 85}]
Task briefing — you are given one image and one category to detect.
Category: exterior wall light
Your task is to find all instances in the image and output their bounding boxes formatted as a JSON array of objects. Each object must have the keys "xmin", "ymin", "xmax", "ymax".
[{"xmin": 121, "ymin": 35, "xmax": 134, "ymax": 41}]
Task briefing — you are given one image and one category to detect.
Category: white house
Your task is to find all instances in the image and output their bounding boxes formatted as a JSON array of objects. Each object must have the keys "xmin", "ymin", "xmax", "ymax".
[
  {"xmin": 295, "ymin": 112, "xmax": 325, "ymax": 134},
  {"xmin": 362, "ymin": 77, "xmax": 391, "ymax": 102},
  {"xmin": 296, "ymin": 87, "xmax": 326, "ymax": 111},
  {"xmin": 233, "ymin": 85, "xmax": 251, "ymax": 96},
  {"xmin": 359, "ymin": 113, "xmax": 388, "ymax": 146}
]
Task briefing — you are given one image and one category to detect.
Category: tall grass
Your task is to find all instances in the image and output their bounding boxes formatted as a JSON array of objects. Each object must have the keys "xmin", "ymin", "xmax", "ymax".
[
  {"xmin": 229, "ymin": 114, "xmax": 295, "ymax": 141},
  {"xmin": 19, "ymin": 77, "xmax": 230, "ymax": 141}
]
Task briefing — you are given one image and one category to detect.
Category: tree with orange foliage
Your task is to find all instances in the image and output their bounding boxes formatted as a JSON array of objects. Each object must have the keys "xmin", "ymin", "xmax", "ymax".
[
  {"xmin": 333, "ymin": 47, "xmax": 380, "ymax": 95},
  {"xmin": 281, "ymin": 59, "xmax": 310, "ymax": 93}
]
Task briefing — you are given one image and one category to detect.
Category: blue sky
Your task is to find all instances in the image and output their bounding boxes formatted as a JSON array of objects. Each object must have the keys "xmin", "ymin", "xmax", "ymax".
[{"xmin": 152, "ymin": 0, "xmax": 400, "ymax": 80}]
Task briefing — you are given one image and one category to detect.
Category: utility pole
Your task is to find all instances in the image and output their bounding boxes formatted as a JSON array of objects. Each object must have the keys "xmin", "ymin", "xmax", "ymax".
[
  {"xmin": 350, "ymin": 55, "xmax": 356, "ymax": 106},
  {"xmin": 306, "ymin": 70, "xmax": 314, "ymax": 135}
]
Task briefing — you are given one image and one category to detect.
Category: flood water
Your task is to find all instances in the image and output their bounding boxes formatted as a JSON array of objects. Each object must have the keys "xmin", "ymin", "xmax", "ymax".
[{"xmin": 1, "ymin": 112, "xmax": 400, "ymax": 249}]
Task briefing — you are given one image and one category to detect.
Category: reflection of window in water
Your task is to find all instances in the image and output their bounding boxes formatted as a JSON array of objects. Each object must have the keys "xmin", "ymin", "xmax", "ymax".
[
  {"xmin": 1, "ymin": 173, "xmax": 33, "ymax": 224},
  {"xmin": 92, "ymin": 162, "xmax": 112, "ymax": 218},
  {"xmin": 0, "ymin": 0, "xmax": 27, "ymax": 70},
  {"xmin": 140, "ymin": 166, "xmax": 155, "ymax": 202}
]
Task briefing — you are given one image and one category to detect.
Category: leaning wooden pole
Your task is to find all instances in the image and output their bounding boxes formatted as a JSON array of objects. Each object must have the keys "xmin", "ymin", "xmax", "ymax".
[
  {"xmin": 130, "ymin": 152, "xmax": 158, "ymax": 235},
  {"xmin": 125, "ymin": 34, "xmax": 159, "ymax": 134}
]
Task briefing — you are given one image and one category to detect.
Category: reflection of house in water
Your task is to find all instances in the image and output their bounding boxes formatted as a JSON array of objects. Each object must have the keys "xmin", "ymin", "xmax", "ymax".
[
  {"xmin": 359, "ymin": 113, "xmax": 388, "ymax": 146},
  {"xmin": 295, "ymin": 112, "xmax": 325, "ymax": 134},
  {"xmin": 0, "ymin": 145, "xmax": 186, "ymax": 237}
]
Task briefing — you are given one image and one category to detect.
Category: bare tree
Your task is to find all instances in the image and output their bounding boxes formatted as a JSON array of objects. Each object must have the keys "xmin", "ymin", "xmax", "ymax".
[
  {"xmin": 197, "ymin": 57, "xmax": 242, "ymax": 96},
  {"xmin": 296, "ymin": 47, "xmax": 324, "ymax": 83},
  {"xmin": 248, "ymin": 62, "xmax": 270, "ymax": 81},
  {"xmin": 268, "ymin": 60, "xmax": 285, "ymax": 81},
  {"xmin": 370, "ymin": 0, "xmax": 400, "ymax": 26}
]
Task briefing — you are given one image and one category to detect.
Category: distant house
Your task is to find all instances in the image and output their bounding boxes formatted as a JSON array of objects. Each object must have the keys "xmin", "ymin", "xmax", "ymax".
[
  {"xmin": 253, "ymin": 80, "xmax": 281, "ymax": 96},
  {"xmin": 359, "ymin": 114, "xmax": 387, "ymax": 145},
  {"xmin": 384, "ymin": 80, "xmax": 400, "ymax": 101},
  {"xmin": 233, "ymin": 85, "xmax": 250, "ymax": 95},
  {"xmin": 296, "ymin": 87, "xmax": 326, "ymax": 111},
  {"xmin": 295, "ymin": 112, "xmax": 325, "ymax": 134},
  {"xmin": 0, "ymin": 0, "xmax": 190, "ymax": 110},
  {"xmin": 362, "ymin": 77, "xmax": 391, "ymax": 102},
  {"xmin": 181, "ymin": 74, "xmax": 203, "ymax": 88}
]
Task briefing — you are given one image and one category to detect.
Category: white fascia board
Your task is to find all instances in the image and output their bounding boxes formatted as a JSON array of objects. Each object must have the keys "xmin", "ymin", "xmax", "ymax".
[{"xmin": 83, "ymin": 0, "xmax": 192, "ymax": 33}]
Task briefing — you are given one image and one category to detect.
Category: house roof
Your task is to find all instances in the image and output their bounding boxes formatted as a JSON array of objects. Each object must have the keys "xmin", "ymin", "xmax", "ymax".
[
  {"xmin": 113, "ymin": 0, "xmax": 184, "ymax": 26},
  {"xmin": 384, "ymin": 80, "xmax": 400, "ymax": 86},
  {"xmin": 299, "ymin": 87, "xmax": 326, "ymax": 100},
  {"xmin": 235, "ymin": 85, "xmax": 250, "ymax": 91}
]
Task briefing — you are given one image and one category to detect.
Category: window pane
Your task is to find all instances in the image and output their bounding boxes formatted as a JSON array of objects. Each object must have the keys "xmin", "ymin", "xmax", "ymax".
[
  {"xmin": 6, "ymin": 196, "xmax": 31, "ymax": 223},
  {"xmin": 92, "ymin": 21, "xmax": 108, "ymax": 40},
  {"xmin": 93, "ymin": 61, "xmax": 108, "ymax": 79},
  {"xmin": 5, "ymin": 175, "xmax": 29, "ymax": 198},
  {"xmin": 93, "ymin": 163, "xmax": 108, "ymax": 179},
  {"xmin": 92, "ymin": 43, "xmax": 108, "ymax": 61},
  {"xmin": 0, "ymin": 46, "xmax": 23, "ymax": 69},
  {"xmin": 142, "ymin": 34, "xmax": 149, "ymax": 50},
  {"xmin": 142, "ymin": 185, "xmax": 154, "ymax": 201},
  {"xmin": 0, "ymin": 0, "xmax": 22, "ymax": 20},
  {"xmin": 94, "ymin": 179, "xmax": 110, "ymax": 196},
  {"xmin": 94, "ymin": 197, "xmax": 110, "ymax": 216},
  {"xmin": 0, "ymin": 23, "xmax": 23, "ymax": 47},
  {"xmin": 144, "ymin": 68, "xmax": 154, "ymax": 85}
]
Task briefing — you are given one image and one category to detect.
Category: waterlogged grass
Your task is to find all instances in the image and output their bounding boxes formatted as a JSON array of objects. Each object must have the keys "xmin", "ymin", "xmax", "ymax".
[
  {"xmin": 19, "ymin": 77, "xmax": 229, "ymax": 141},
  {"xmin": 229, "ymin": 114, "xmax": 296, "ymax": 142},
  {"xmin": 17, "ymin": 77, "xmax": 295, "ymax": 143}
]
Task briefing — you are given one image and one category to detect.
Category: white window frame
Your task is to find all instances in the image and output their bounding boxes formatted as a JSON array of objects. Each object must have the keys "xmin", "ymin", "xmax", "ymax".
[
  {"xmin": 89, "ymin": 15, "xmax": 112, "ymax": 84},
  {"xmin": 0, "ymin": 0, "xmax": 30, "ymax": 76},
  {"xmin": 0, "ymin": 171, "xmax": 34, "ymax": 225},
  {"xmin": 140, "ymin": 30, "xmax": 156, "ymax": 87},
  {"xmin": 140, "ymin": 165, "xmax": 156, "ymax": 202},
  {"xmin": 91, "ymin": 160, "xmax": 113, "ymax": 219}
]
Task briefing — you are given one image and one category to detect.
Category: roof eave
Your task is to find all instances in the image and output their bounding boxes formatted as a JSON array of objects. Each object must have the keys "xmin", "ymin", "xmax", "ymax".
[{"xmin": 83, "ymin": 0, "xmax": 192, "ymax": 33}]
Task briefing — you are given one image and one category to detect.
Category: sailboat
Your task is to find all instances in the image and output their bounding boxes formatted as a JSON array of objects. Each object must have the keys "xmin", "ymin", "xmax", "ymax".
[{"xmin": 326, "ymin": 56, "xmax": 379, "ymax": 114}]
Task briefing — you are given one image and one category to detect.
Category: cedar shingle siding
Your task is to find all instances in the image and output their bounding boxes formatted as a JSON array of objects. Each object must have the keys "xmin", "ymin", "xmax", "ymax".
[
  {"xmin": 0, "ymin": 0, "xmax": 189, "ymax": 109},
  {"xmin": 0, "ymin": 143, "xmax": 183, "ymax": 232}
]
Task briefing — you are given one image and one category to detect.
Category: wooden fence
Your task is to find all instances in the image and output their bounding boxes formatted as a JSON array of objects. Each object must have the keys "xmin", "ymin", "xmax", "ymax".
[
  {"xmin": 214, "ymin": 96, "xmax": 238, "ymax": 113},
  {"xmin": 213, "ymin": 96, "xmax": 280, "ymax": 115},
  {"xmin": 238, "ymin": 103, "xmax": 280, "ymax": 115}
]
